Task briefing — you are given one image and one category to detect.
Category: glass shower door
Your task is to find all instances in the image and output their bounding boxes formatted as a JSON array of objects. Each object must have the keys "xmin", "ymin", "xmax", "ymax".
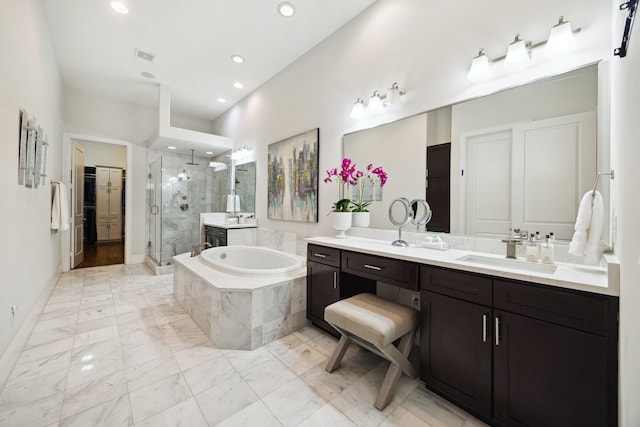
[{"xmin": 148, "ymin": 156, "xmax": 163, "ymax": 265}]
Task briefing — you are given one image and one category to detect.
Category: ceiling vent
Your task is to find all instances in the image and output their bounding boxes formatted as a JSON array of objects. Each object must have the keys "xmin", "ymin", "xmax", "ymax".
[{"xmin": 134, "ymin": 49, "xmax": 155, "ymax": 62}]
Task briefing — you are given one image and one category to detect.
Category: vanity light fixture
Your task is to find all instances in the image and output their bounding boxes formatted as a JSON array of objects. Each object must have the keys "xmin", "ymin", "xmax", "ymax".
[
  {"xmin": 350, "ymin": 98, "xmax": 366, "ymax": 119},
  {"xmin": 504, "ymin": 34, "xmax": 530, "ymax": 70},
  {"xmin": 110, "ymin": 1, "xmax": 129, "ymax": 14},
  {"xmin": 467, "ymin": 49, "xmax": 491, "ymax": 82},
  {"xmin": 545, "ymin": 16, "xmax": 576, "ymax": 57},
  {"xmin": 349, "ymin": 84, "xmax": 406, "ymax": 118},
  {"xmin": 368, "ymin": 91, "xmax": 384, "ymax": 112},
  {"xmin": 278, "ymin": 2, "xmax": 296, "ymax": 17},
  {"xmin": 385, "ymin": 82, "xmax": 403, "ymax": 105},
  {"xmin": 467, "ymin": 17, "xmax": 581, "ymax": 82},
  {"xmin": 167, "ymin": 146, "xmax": 176, "ymax": 150}
]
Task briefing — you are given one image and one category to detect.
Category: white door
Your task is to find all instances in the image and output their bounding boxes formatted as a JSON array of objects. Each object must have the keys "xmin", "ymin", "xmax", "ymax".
[
  {"xmin": 465, "ymin": 129, "xmax": 513, "ymax": 237},
  {"xmin": 512, "ymin": 112, "xmax": 596, "ymax": 240},
  {"xmin": 73, "ymin": 143, "xmax": 85, "ymax": 267}
]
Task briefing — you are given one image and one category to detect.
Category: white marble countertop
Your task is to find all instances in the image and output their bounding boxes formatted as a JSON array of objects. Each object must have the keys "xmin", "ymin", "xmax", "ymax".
[
  {"xmin": 306, "ymin": 236, "xmax": 618, "ymax": 297},
  {"xmin": 203, "ymin": 221, "xmax": 257, "ymax": 229}
]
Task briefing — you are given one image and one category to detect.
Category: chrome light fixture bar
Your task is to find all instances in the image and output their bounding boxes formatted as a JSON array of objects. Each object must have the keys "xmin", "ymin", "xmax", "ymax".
[
  {"xmin": 467, "ymin": 16, "xmax": 580, "ymax": 82},
  {"xmin": 349, "ymin": 83, "xmax": 406, "ymax": 119}
]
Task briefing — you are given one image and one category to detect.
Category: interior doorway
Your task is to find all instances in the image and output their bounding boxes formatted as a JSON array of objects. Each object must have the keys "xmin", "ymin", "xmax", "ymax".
[{"xmin": 71, "ymin": 138, "xmax": 127, "ymax": 269}]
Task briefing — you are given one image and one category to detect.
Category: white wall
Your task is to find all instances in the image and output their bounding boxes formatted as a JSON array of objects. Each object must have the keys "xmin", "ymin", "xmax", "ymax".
[
  {"xmin": 212, "ymin": 0, "xmax": 610, "ymax": 238},
  {"xmin": 611, "ymin": 2, "xmax": 640, "ymax": 425},
  {"xmin": 0, "ymin": 0, "xmax": 63, "ymax": 384},
  {"xmin": 78, "ymin": 139, "xmax": 127, "ymax": 168}
]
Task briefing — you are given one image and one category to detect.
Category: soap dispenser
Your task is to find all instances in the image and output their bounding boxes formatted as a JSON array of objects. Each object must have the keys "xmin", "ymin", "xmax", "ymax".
[
  {"xmin": 526, "ymin": 233, "xmax": 539, "ymax": 262},
  {"xmin": 541, "ymin": 234, "xmax": 555, "ymax": 264}
]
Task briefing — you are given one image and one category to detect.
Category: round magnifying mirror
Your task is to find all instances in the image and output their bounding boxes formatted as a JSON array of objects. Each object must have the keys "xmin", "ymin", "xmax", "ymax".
[
  {"xmin": 410, "ymin": 199, "xmax": 432, "ymax": 226},
  {"xmin": 388, "ymin": 197, "xmax": 412, "ymax": 227}
]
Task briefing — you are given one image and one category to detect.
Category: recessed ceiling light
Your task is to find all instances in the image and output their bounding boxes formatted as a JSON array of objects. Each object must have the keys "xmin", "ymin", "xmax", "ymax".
[
  {"xmin": 141, "ymin": 72, "xmax": 155, "ymax": 79},
  {"xmin": 206, "ymin": 151, "xmax": 214, "ymax": 155},
  {"xmin": 217, "ymin": 98, "xmax": 226, "ymax": 103},
  {"xmin": 233, "ymin": 82, "xmax": 244, "ymax": 89},
  {"xmin": 231, "ymin": 55, "xmax": 245, "ymax": 64},
  {"xmin": 278, "ymin": 2, "xmax": 295, "ymax": 17},
  {"xmin": 168, "ymin": 146, "xmax": 176, "ymax": 150},
  {"xmin": 110, "ymin": 1, "xmax": 129, "ymax": 14}
]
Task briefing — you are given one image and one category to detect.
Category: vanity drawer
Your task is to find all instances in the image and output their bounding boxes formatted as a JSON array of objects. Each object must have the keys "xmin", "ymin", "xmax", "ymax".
[
  {"xmin": 494, "ymin": 280, "xmax": 616, "ymax": 336},
  {"xmin": 341, "ymin": 251, "xmax": 418, "ymax": 291},
  {"xmin": 420, "ymin": 265, "xmax": 492, "ymax": 306},
  {"xmin": 307, "ymin": 244, "xmax": 341, "ymax": 268}
]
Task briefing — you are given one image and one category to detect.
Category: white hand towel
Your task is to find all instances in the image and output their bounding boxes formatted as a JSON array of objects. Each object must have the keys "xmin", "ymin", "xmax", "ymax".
[
  {"xmin": 568, "ymin": 190, "xmax": 605, "ymax": 264},
  {"xmin": 51, "ymin": 182, "xmax": 70, "ymax": 231}
]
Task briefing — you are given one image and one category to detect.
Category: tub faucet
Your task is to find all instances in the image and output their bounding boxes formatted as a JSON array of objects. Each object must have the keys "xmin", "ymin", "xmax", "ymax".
[{"xmin": 191, "ymin": 242, "xmax": 212, "ymax": 257}]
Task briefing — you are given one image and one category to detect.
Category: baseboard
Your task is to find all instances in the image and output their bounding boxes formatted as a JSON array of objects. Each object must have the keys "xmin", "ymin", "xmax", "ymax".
[
  {"xmin": 0, "ymin": 271, "xmax": 60, "ymax": 390},
  {"xmin": 129, "ymin": 253, "xmax": 145, "ymax": 264}
]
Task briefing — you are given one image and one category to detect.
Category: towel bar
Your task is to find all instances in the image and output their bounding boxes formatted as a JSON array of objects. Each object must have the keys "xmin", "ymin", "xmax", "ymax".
[{"xmin": 591, "ymin": 170, "xmax": 614, "ymax": 196}]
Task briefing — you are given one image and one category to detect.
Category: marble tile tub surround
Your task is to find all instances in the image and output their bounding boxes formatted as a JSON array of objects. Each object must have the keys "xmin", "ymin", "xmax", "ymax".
[
  {"xmin": 0, "ymin": 264, "xmax": 486, "ymax": 427},
  {"xmin": 173, "ymin": 253, "xmax": 307, "ymax": 350}
]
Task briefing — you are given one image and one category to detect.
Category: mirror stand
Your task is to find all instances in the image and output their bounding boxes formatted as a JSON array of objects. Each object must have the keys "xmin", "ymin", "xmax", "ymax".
[{"xmin": 389, "ymin": 198, "xmax": 413, "ymax": 246}]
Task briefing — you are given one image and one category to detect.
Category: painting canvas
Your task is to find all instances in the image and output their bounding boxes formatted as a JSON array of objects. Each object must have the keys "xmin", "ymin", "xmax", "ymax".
[{"xmin": 268, "ymin": 128, "xmax": 319, "ymax": 222}]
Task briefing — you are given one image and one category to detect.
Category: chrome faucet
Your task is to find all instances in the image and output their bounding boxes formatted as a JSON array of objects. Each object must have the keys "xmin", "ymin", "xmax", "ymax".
[
  {"xmin": 191, "ymin": 242, "xmax": 212, "ymax": 257},
  {"xmin": 501, "ymin": 228, "xmax": 527, "ymax": 259}
]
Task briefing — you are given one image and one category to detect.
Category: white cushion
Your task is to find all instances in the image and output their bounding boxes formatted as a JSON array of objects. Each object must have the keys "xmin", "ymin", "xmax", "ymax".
[{"xmin": 324, "ymin": 293, "xmax": 418, "ymax": 348}]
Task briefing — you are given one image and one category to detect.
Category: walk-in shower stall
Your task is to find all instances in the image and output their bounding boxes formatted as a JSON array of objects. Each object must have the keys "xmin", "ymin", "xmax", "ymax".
[{"xmin": 147, "ymin": 151, "xmax": 214, "ymax": 267}]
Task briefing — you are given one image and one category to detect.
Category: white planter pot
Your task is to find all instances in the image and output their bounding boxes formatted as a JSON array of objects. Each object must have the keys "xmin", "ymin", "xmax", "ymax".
[
  {"xmin": 352, "ymin": 211, "xmax": 371, "ymax": 227},
  {"xmin": 331, "ymin": 212, "xmax": 352, "ymax": 238}
]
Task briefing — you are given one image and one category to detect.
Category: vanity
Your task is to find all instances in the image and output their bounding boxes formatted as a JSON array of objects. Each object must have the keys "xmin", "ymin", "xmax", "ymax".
[{"xmin": 306, "ymin": 236, "xmax": 618, "ymax": 427}]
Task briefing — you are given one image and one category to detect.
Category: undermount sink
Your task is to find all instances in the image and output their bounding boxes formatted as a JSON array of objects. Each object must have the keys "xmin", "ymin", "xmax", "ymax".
[{"xmin": 456, "ymin": 254, "xmax": 558, "ymax": 274}]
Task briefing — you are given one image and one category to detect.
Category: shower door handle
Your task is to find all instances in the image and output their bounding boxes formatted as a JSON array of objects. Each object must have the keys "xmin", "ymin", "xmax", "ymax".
[{"xmin": 151, "ymin": 205, "xmax": 159, "ymax": 215}]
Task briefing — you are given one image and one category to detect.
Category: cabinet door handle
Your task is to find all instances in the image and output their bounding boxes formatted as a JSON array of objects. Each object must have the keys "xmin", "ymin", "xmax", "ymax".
[
  {"xmin": 333, "ymin": 271, "xmax": 337, "ymax": 289},
  {"xmin": 313, "ymin": 253, "xmax": 327, "ymax": 258},
  {"xmin": 495, "ymin": 316, "xmax": 500, "ymax": 346},
  {"xmin": 482, "ymin": 314, "xmax": 487, "ymax": 343},
  {"xmin": 364, "ymin": 264, "xmax": 382, "ymax": 271}
]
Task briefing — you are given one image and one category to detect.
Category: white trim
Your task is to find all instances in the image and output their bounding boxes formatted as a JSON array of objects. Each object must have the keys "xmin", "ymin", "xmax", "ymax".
[
  {"xmin": 62, "ymin": 132, "xmax": 134, "ymax": 271},
  {"xmin": 0, "ymin": 271, "xmax": 60, "ymax": 389}
]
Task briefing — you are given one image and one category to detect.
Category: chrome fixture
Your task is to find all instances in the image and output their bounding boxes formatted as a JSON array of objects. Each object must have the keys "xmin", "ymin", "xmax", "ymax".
[
  {"xmin": 191, "ymin": 242, "xmax": 212, "ymax": 257},
  {"xmin": 501, "ymin": 228, "xmax": 528, "ymax": 259},
  {"xmin": 186, "ymin": 149, "xmax": 199, "ymax": 165},
  {"xmin": 591, "ymin": 170, "xmax": 615, "ymax": 196},
  {"xmin": 350, "ymin": 83, "xmax": 406, "ymax": 119},
  {"xmin": 467, "ymin": 16, "xmax": 580, "ymax": 82}
]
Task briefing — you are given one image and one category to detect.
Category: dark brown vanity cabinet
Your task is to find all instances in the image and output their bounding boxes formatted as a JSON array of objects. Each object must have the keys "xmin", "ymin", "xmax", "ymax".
[
  {"xmin": 307, "ymin": 245, "xmax": 342, "ymax": 335},
  {"xmin": 421, "ymin": 266, "xmax": 618, "ymax": 427}
]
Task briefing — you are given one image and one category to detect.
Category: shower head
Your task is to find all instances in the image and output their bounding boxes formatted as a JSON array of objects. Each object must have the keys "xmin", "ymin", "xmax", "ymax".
[{"xmin": 186, "ymin": 149, "xmax": 199, "ymax": 165}]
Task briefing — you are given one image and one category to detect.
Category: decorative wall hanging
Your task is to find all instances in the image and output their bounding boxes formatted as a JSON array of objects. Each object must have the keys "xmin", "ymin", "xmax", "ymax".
[
  {"xmin": 18, "ymin": 110, "xmax": 48, "ymax": 188},
  {"xmin": 267, "ymin": 128, "xmax": 319, "ymax": 222}
]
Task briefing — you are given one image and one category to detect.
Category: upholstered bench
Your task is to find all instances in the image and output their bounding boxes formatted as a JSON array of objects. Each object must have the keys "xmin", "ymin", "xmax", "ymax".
[{"xmin": 324, "ymin": 293, "xmax": 419, "ymax": 410}]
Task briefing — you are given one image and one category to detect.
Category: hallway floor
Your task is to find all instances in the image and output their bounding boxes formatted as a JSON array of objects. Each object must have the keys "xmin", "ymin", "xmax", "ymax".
[
  {"xmin": 0, "ymin": 264, "xmax": 486, "ymax": 426},
  {"xmin": 76, "ymin": 241, "xmax": 124, "ymax": 268}
]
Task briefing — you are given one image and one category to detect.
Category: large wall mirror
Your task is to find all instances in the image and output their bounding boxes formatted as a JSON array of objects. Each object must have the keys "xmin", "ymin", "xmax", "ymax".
[
  {"xmin": 344, "ymin": 64, "xmax": 609, "ymax": 241},
  {"xmin": 210, "ymin": 149, "xmax": 257, "ymax": 216}
]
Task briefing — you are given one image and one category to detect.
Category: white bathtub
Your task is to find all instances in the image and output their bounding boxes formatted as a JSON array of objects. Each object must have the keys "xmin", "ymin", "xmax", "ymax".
[{"xmin": 200, "ymin": 245, "xmax": 305, "ymax": 276}]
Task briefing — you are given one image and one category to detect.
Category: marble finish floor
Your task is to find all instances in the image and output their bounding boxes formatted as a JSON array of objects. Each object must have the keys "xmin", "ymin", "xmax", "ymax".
[{"xmin": 0, "ymin": 264, "xmax": 488, "ymax": 427}]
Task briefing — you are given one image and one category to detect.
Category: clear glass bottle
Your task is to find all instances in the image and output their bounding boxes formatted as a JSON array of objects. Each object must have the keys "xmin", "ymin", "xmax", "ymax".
[
  {"xmin": 526, "ymin": 233, "xmax": 539, "ymax": 262},
  {"xmin": 541, "ymin": 234, "xmax": 555, "ymax": 264}
]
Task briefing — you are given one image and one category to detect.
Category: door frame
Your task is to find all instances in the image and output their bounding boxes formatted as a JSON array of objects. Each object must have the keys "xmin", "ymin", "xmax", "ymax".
[
  {"xmin": 62, "ymin": 132, "xmax": 134, "ymax": 271},
  {"xmin": 72, "ymin": 142, "xmax": 85, "ymax": 267}
]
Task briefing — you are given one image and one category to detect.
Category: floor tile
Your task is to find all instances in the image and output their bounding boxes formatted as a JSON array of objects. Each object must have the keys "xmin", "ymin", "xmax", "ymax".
[
  {"xmin": 58, "ymin": 393, "xmax": 131, "ymax": 427},
  {"xmin": 183, "ymin": 355, "xmax": 237, "ymax": 395},
  {"xmin": 215, "ymin": 400, "xmax": 282, "ymax": 427},
  {"xmin": 194, "ymin": 373, "xmax": 259, "ymax": 426},
  {"xmin": 241, "ymin": 358, "xmax": 297, "ymax": 398},
  {"xmin": 262, "ymin": 377, "xmax": 326, "ymax": 427},
  {"xmin": 125, "ymin": 353, "xmax": 181, "ymax": 392},
  {"xmin": 276, "ymin": 342, "xmax": 326, "ymax": 375},
  {"xmin": 298, "ymin": 403, "xmax": 357, "ymax": 427},
  {"xmin": 61, "ymin": 370, "xmax": 128, "ymax": 419},
  {"xmin": 129, "ymin": 372, "xmax": 192, "ymax": 424},
  {"xmin": 172, "ymin": 344, "xmax": 221, "ymax": 371},
  {"xmin": 223, "ymin": 347, "xmax": 275, "ymax": 374},
  {"xmin": 400, "ymin": 387, "xmax": 468, "ymax": 427},
  {"xmin": 134, "ymin": 397, "xmax": 207, "ymax": 427}
]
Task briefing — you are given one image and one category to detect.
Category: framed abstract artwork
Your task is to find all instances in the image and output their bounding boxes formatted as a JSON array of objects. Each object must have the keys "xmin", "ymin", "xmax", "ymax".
[{"xmin": 267, "ymin": 128, "xmax": 319, "ymax": 222}]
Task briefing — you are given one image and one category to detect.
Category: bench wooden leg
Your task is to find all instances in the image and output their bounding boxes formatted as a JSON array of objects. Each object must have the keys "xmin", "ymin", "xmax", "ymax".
[
  {"xmin": 374, "ymin": 330, "xmax": 417, "ymax": 410},
  {"xmin": 325, "ymin": 334, "xmax": 351, "ymax": 373}
]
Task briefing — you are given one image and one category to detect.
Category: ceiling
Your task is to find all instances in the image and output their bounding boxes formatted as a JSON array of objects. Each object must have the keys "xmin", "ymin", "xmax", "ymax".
[{"xmin": 41, "ymin": 0, "xmax": 377, "ymax": 122}]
